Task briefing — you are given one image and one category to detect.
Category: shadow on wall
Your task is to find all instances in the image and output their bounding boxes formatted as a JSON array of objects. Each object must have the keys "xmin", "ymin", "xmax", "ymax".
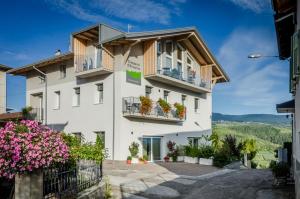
[{"xmin": 47, "ymin": 122, "xmax": 68, "ymax": 132}]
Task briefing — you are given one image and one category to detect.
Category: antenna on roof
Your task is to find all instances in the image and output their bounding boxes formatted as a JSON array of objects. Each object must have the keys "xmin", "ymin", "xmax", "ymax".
[{"xmin": 127, "ymin": 24, "xmax": 133, "ymax": 33}]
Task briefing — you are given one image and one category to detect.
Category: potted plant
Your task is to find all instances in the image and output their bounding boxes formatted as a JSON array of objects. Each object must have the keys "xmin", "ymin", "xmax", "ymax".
[
  {"xmin": 198, "ymin": 145, "xmax": 214, "ymax": 165},
  {"xmin": 174, "ymin": 103, "xmax": 185, "ymax": 120},
  {"xmin": 129, "ymin": 142, "xmax": 139, "ymax": 164},
  {"xmin": 158, "ymin": 98, "xmax": 171, "ymax": 115},
  {"xmin": 143, "ymin": 155, "xmax": 148, "ymax": 164},
  {"xmin": 270, "ymin": 161, "xmax": 290, "ymax": 185},
  {"xmin": 164, "ymin": 156, "xmax": 170, "ymax": 162},
  {"xmin": 140, "ymin": 96, "xmax": 152, "ymax": 115},
  {"xmin": 139, "ymin": 157, "xmax": 144, "ymax": 164},
  {"xmin": 184, "ymin": 145, "xmax": 199, "ymax": 164},
  {"xmin": 127, "ymin": 156, "xmax": 132, "ymax": 164},
  {"xmin": 167, "ymin": 141, "xmax": 178, "ymax": 162}
]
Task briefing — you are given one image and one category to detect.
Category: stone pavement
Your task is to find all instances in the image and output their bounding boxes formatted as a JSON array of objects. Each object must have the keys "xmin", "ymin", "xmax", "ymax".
[{"xmin": 103, "ymin": 161, "xmax": 294, "ymax": 199}]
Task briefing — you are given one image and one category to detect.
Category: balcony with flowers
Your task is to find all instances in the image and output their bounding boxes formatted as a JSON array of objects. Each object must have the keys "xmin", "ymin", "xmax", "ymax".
[{"xmin": 122, "ymin": 96, "xmax": 186, "ymax": 122}]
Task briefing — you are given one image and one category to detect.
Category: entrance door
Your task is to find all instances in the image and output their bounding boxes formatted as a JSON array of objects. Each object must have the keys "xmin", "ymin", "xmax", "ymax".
[
  {"xmin": 152, "ymin": 138, "xmax": 161, "ymax": 161},
  {"xmin": 142, "ymin": 137, "xmax": 161, "ymax": 162}
]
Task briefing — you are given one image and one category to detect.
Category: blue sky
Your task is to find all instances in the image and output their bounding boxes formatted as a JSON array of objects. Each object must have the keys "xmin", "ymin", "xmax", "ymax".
[{"xmin": 0, "ymin": 0, "xmax": 291, "ymax": 114}]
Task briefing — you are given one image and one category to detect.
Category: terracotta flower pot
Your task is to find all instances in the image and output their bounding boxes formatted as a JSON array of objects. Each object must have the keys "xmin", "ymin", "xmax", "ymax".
[{"xmin": 127, "ymin": 160, "xmax": 131, "ymax": 164}]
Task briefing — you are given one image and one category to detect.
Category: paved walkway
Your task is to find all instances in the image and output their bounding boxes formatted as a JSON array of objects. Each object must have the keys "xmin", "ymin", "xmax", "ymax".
[{"xmin": 103, "ymin": 161, "xmax": 294, "ymax": 199}]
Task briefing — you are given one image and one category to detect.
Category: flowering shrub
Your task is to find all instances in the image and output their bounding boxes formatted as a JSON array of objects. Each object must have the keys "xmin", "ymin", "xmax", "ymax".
[
  {"xmin": 0, "ymin": 120, "xmax": 69, "ymax": 179},
  {"xmin": 167, "ymin": 140, "xmax": 178, "ymax": 161},
  {"xmin": 62, "ymin": 133, "xmax": 106, "ymax": 164}
]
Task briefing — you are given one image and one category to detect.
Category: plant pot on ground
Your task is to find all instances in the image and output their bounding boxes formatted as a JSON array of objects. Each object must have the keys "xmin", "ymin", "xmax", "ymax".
[
  {"xmin": 164, "ymin": 156, "xmax": 170, "ymax": 162},
  {"xmin": 143, "ymin": 155, "xmax": 149, "ymax": 163},
  {"xmin": 129, "ymin": 142, "xmax": 139, "ymax": 164},
  {"xmin": 127, "ymin": 156, "xmax": 132, "ymax": 164}
]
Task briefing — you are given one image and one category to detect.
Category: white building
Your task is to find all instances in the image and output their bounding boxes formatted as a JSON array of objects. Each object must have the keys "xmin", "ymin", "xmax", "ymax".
[
  {"xmin": 9, "ymin": 24, "xmax": 229, "ymax": 161},
  {"xmin": 272, "ymin": 0, "xmax": 300, "ymax": 198}
]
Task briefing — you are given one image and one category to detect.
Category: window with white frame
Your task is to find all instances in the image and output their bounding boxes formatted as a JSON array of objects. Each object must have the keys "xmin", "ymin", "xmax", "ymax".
[
  {"xmin": 194, "ymin": 98, "xmax": 199, "ymax": 112},
  {"xmin": 145, "ymin": 86, "xmax": 152, "ymax": 98},
  {"xmin": 73, "ymin": 87, "xmax": 80, "ymax": 106},
  {"xmin": 188, "ymin": 137, "xmax": 200, "ymax": 147},
  {"xmin": 95, "ymin": 83, "xmax": 103, "ymax": 104},
  {"xmin": 157, "ymin": 41, "xmax": 162, "ymax": 72},
  {"xmin": 165, "ymin": 41, "xmax": 173, "ymax": 69},
  {"xmin": 60, "ymin": 65, "xmax": 66, "ymax": 79},
  {"xmin": 187, "ymin": 54, "xmax": 195, "ymax": 81},
  {"xmin": 177, "ymin": 44, "xmax": 183, "ymax": 76},
  {"xmin": 164, "ymin": 90, "xmax": 169, "ymax": 102},
  {"xmin": 53, "ymin": 91, "xmax": 60, "ymax": 109},
  {"xmin": 72, "ymin": 132, "xmax": 82, "ymax": 143},
  {"xmin": 95, "ymin": 131, "xmax": 105, "ymax": 146},
  {"xmin": 182, "ymin": 95, "xmax": 186, "ymax": 106}
]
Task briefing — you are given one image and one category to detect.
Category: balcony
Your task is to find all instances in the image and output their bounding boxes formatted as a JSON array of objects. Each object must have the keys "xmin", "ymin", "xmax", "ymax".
[
  {"xmin": 145, "ymin": 67, "xmax": 211, "ymax": 93},
  {"xmin": 122, "ymin": 97, "xmax": 185, "ymax": 122},
  {"xmin": 29, "ymin": 108, "xmax": 44, "ymax": 123},
  {"xmin": 75, "ymin": 53, "xmax": 113, "ymax": 78}
]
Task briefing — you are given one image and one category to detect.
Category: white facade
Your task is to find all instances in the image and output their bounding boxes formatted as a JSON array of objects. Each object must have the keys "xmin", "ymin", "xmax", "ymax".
[{"xmin": 15, "ymin": 25, "xmax": 228, "ymax": 161}]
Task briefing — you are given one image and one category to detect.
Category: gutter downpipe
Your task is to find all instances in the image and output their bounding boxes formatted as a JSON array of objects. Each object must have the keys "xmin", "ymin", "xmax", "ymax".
[{"xmin": 33, "ymin": 66, "xmax": 47, "ymax": 125}]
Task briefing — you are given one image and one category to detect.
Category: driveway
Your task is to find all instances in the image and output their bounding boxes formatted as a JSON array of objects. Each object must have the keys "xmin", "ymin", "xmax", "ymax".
[{"xmin": 103, "ymin": 161, "xmax": 294, "ymax": 199}]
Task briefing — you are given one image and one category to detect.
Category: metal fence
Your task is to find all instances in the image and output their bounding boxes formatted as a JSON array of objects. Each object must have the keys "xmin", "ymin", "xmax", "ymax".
[
  {"xmin": 43, "ymin": 161, "xmax": 102, "ymax": 199},
  {"xmin": 122, "ymin": 97, "xmax": 186, "ymax": 121}
]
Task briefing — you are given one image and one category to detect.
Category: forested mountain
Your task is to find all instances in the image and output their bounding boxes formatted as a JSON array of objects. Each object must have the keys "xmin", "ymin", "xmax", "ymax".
[{"xmin": 213, "ymin": 113, "xmax": 291, "ymax": 125}]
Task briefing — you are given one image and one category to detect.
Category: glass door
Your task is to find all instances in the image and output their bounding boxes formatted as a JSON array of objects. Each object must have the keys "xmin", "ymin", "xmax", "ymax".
[
  {"xmin": 143, "ymin": 138, "xmax": 152, "ymax": 161},
  {"xmin": 152, "ymin": 138, "xmax": 161, "ymax": 161},
  {"xmin": 142, "ymin": 137, "xmax": 161, "ymax": 162}
]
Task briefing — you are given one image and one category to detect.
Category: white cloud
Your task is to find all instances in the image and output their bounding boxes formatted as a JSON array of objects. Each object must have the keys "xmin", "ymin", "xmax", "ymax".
[
  {"xmin": 215, "ymin": 28, "xmax": 290, "ymax": 114},
  {"xmin": 228, "ymin": 0, "xmax": 270, "ymax": 13},
  {"xmin": 46, "ymin": 0, "xmax": 186, "ymax": 27},
  {"xmin": 0, "ymin": 50, "xmax": 30, "ymax": 61}
]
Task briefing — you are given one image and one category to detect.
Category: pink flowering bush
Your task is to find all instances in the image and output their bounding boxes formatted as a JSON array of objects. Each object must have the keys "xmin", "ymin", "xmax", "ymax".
[{"xmin": 0, "ymin": 120, "xmax": 69, "ymax": 179}]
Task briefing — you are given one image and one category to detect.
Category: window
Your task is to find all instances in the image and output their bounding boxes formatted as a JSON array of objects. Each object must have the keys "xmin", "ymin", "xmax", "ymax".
[
  {"xmin": 72, "ymin": 132, "xmax": 82, "ymax": 143},
  {"xmin": 53, "ymin": 91, "xmax": 60, "ymax": 109},
  {"xmin": 164, "ymin": 90, "xmax": 169, "ymax": 102},
  {"xmin": 145, "ymin": 86, "xmax": 152, "ymax": 98},
  {"xmin": 95, "ymin": 83, "xmax": 103, "ymax": 104},
  {"xmin": 73, "ymin": 87, "xmax": 80, "ymax": 106},
  {"xmin": 39, "ymin": 76, "xmax": 45, "ymax": 84},
  {"xmin": 60, "ymin": 65, "xmax": 66, "ymax": 78},
  {"xmin": 165, "ymin": 41, "xmax": 173, "ymax": 69},
  {"xmin": 188, "ymin": 137, "xmax": 200, "ymax": 148},
  {"xmin": 182, "ymin": 95, "xmax": 186, "ymax": 106},
  {"xmin": 177, "ymin": 44, "xmax": 183, "ymax": 76},
  {"xmin": 194, "ymin": 98, "xmax": 199, "ymax": 112},
  {"xmin": 95, "ymin": 131, "xmax": 105, "ymax": 146},
  {"xmin": 157, "ymin": 41, "xmax": 162, "ymax": 72}
]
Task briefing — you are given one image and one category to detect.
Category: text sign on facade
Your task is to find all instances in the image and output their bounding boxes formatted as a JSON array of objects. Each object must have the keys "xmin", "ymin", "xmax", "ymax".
[{"xmin": 126, "ymin": 60, "xmax": 141, "ymax": 85}]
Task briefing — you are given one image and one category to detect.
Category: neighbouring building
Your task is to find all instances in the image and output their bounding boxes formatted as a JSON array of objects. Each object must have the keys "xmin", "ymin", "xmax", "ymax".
[
  {"xmin": 0, "ymin": 64, "xmax": 12, "ymax": 114},
  {"xmin": 8, "ymin": 24, "xmax": 229, "ymax": 161},
  {"xmin": 272, "ymin": 0, "xmax": 299, "ymax": 198}
]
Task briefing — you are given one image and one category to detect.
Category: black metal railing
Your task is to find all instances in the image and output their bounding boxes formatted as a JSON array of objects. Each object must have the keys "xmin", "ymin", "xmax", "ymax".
[
  {"xmin": 157, "ymin": 68, "xmax": 211, "ymax": 90},
  {"xmin": 43, "ymin": 160, "xmax": 102, "ymax": 199},
  {"xmin": 29, "ymin": 108, "xmax": 44, "ymax": 123},
  {"xmin": 122, "ymin": 97, "xmax": 185, "ymax": 121}
]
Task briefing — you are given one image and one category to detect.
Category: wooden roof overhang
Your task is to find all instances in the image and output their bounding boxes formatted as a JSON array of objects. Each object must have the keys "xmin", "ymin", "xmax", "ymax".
[
  {"xmin": 272, "ymin": 0, "xmax": 297, "ymax": 59},
  {"xmin": 0, "ymin": 64, "xmax": 12, "ymax": 71},
  {"xmin": 72, "ymin": 25, "xmax": 99, "ymax": 42},
  {"xmin": 0, "ymin": 112, "xmax": 23, "ymax": 120},
  {"xmin": 101, "ymin": 29, "xmax": 229, "ymax": 83},
  {"xmin": 8, "ymin": 52, "xmax": 73, "ymax": 76}
]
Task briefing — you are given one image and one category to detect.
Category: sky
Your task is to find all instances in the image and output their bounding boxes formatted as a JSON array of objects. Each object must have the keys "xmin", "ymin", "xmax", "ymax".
[{"xmin": 0, "ymin": 0, "xmax": 291, "ymax": 114}]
